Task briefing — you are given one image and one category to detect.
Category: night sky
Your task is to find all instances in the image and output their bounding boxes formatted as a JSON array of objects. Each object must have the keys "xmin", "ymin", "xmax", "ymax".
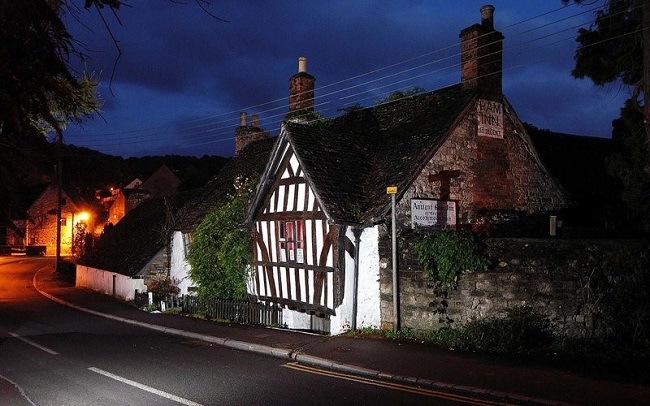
[{"xmin": 63, "ymin": 1, "xmax": 627, "ymax": 158}]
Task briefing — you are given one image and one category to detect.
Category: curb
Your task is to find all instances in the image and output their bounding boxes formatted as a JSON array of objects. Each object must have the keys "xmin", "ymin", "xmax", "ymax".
[{"xmin": 32, "ymin": 267, "xmax": 568, "ymax": 406}]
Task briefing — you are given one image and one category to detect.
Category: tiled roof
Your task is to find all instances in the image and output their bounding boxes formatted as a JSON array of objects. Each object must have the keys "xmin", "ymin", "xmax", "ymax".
[
  {"xmin": 79, "ymin": 196, "xmax": 184, "ymax": 277},
  {"xmin": 80, "ymin": 137, "xmax": 276, "ymax": 276},
  {"xmin": 174, "ymin": 137, "xmax": 275, "ymax": 231},
  {"xmin": 285, "ymin": 84, "xmax": 475, "ymax": 224}
]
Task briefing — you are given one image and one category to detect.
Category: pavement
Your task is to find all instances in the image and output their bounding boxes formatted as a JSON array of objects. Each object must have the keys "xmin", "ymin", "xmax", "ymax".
[{"xmin": 33, "ymin": 266, "xmax": 650, "ymax": 406}]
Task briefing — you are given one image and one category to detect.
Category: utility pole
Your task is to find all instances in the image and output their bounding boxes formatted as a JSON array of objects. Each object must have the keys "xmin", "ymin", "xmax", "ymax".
[{"xmin": 55, "ymin": 130, "xmax": 62, "ymax": 273}]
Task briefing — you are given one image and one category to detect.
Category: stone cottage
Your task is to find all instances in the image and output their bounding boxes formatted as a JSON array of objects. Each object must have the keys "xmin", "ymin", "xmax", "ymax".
[{"xmin": 244, "ymin": 6, "xmax": 568, "ymax": 334}]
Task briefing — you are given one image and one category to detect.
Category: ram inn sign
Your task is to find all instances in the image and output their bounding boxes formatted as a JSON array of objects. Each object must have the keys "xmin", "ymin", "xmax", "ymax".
[
  {"xmin": 411, "ymin": 199, "xmax": 457, "ymax": 229},
  {"xmin": 476, "ymin": 99, "xmax": 503, "ymax": 139}
]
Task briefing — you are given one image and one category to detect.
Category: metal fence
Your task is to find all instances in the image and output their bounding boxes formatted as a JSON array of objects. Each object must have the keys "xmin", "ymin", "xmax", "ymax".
[{"xmin": 155, "ymin": 294, "xmax": 283, "ymax": 327}]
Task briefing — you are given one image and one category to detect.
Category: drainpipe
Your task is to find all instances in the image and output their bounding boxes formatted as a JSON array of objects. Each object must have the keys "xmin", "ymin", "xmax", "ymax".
[{"xmin": 351, "ymin": 227, "xmax": 363, "ymax": 330}]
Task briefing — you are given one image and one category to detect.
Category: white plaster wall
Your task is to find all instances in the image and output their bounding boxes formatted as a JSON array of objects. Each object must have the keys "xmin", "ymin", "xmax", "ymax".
[
  {"xmin": 330, "ymin": 226, "xmax": 381, "ymax": 335},
  {"xmin": 76, "ymin": 265, "xmax": 146, "ymax": 300},
  {"xmin": 169, "ymin": 231, "xmax": 197, "ymax": 295},
  {"xmin": 281, "ymin": 310, "xmax": 311, "ymax": 330}
]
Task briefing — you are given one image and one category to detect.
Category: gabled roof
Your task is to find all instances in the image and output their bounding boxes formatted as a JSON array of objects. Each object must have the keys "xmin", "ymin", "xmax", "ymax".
[
  {"xmin": 140, "ymin": 164, "xmax": 181, "ymax": 198},
  {"xmin": 174, "ymin": 137, "xmax": 276, "ymax": 232},
  {"xmin": 28, "ymin": 184, "xmax": 89, "ymax": 213},
  {"xmin": 80, "ymin": 137, "xmax": 276, "ymax": 276},
  {"xmin": 248, "ymin": 84, "xmax": 475, "ymax": 225}
]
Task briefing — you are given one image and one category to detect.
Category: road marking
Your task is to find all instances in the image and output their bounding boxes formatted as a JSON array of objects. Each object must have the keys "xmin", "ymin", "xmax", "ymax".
[
  {"xmin": 282, "ymin": 362, "xmax": 512, "ymax": 406},
  {"xmin": 88, "ymin": 367, "xmax": 203, "ymax": 406},
  {"xmin": 0, "ymin": 373, "xmax": 37, "ymax": 406},
  {"xmin": 9, "ymin": 333, "xmax": 59, "ymax": 355}
]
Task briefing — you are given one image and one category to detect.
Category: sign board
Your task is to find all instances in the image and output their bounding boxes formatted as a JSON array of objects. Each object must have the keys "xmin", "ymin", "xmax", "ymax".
[
  {"xmin": 386, "ymin": 186, "xmax": 397, "ymax": 195},
  {"xmin": 411, "ymin": 199, "xmax": 457, "ymax": 228},
  {"xmin": 476, "ymin": 99, "xmax": 503, "ymax": 139}
]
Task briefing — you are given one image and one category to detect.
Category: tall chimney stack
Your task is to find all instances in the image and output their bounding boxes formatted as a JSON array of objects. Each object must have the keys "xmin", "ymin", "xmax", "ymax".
[
  {"xmin": 460, "ymin": 5, "xmax": 503, "ymax": 100},
  {"xmin": 288, "ymin": 56, "xmax": 315, "ymax": 115}
]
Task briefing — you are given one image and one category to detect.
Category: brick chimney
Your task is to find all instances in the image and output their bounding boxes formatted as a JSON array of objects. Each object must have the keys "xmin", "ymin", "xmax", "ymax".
[
  {"xmin": 460, "ymin": 5, "xmax": 504, "ymax": 100},
  {"xmin": 288, "ymin": 56, "xmax": 315, "ymax": 114},
  {"xmin": 234, "ymin": 112, "xmax": 269, "ymax": 155}
]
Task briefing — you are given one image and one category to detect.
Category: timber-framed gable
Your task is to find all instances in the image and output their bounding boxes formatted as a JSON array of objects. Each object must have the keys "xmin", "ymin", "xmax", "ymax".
[{"xmin": 248, "ymin": 138, "xmax": 346, "ymax": 317}]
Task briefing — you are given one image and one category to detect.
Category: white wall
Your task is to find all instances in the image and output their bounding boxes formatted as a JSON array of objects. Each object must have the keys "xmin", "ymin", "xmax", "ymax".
[
  {"xmin": 76, "ymin": 265, "xmax": 146, "ymax": 300},
  {"xmin": 330, "ymin": 226, "xmax": 381, "ymax": 335},
  {"xmin": 169, "ymin": 231, "xmax": 197, "ymax": 295}
]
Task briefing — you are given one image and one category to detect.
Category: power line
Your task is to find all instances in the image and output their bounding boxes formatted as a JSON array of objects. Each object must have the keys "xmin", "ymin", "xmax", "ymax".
[{"xmin": 67, "ymin": 1, "xmax": 623, "ymax": 155}]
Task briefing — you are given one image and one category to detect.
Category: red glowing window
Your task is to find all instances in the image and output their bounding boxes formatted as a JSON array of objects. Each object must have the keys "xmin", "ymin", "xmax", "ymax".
[{"xmin": 279, "ymin": 220, "xmax": 304, "ymax": 263}]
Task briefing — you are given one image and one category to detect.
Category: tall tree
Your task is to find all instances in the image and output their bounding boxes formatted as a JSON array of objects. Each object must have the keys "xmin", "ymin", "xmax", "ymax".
[
  {"xmin": 0, "ymin": 1, "xmax": 101, "ymax": 228},
  {"xmin": 567, "ymin": 0, "xmax": 650, "ymax": 231}
]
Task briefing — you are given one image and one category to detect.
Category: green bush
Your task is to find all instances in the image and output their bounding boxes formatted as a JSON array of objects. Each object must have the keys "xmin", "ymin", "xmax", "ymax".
[
  {"xmin": 187, "ymin": 177, "xmax": 256, "ymax": 301},
  {"xmin": 455, "ymin": 306, "xmax": 552, "ymax": 353},
  {"xmin": 414, "ymin": 230, "xmax": 490, "ymax": 293}
]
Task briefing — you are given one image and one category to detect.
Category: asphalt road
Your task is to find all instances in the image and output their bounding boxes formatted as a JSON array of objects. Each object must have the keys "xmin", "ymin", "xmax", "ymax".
[{"xmin": 0, "ymin": 257, "xmax": 510, "ymax": 405}]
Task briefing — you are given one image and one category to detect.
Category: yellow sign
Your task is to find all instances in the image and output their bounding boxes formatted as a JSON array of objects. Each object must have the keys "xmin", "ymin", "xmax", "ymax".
[{"xmin": 386, "ymin": 186, "xmax": 397, "ymax": 195}]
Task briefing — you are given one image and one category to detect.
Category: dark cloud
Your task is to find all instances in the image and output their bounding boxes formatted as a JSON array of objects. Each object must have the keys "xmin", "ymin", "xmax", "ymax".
[{"xmin": 64, "ymin": 1, "xmax": 621, "ymax": 158}]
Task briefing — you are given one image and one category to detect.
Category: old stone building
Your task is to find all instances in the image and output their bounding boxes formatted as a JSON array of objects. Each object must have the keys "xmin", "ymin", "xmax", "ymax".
[{"xmin": 245, "ymin": 6, "xmax": 568, "ymax": 334}]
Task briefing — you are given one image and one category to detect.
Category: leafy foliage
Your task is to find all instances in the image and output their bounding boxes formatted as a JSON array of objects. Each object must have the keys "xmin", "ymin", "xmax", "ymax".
[
  {"xmin": 578, "ymin": 242, "xmax": 650, "ymax": 348},
  {"xmin": 450, "ymin": 307, "xmax": 553, "ymax": 353},
  {"xmin": 608, "ymin": 101, "xmax": 650, "ymax": 229},
  {"xmin": 351, "ymin": 306, "xmax": 552, "ymax": 354},
  {"xmin": 187, "ymin": 177, "xmax": 256, "ymax": 300},
  {"xmin": 414, "ymin": 230, "xmax": 490, "ymax": 293},
  {"xmin": 568, "ymin": 0, "xmax": 642, "ymax": 87},
  {"xmin": 147, "ymin": 277, "xmax": 180, "ymax": 302}
]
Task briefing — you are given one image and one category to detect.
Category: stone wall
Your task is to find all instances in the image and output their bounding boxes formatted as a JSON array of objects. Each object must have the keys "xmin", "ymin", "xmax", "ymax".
[
  {"xmin": 378, "ymin": 236, "xmax": 648, "ymax": 338},
  {"xmin": 140, "ymin": 247, "xmax": 169, "ymax": 287},
  {"xmin": 395, "ymin": 100, "xmax": 567, "ymax": 232}
]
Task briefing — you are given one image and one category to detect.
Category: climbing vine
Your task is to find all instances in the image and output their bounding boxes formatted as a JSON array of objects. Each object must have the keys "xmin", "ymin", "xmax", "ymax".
[
  {"xmin": 187, "ymin": 176, "xmax": 256, "ymax": 300},
  {"xmin": 414, "ymin": 230, "xmax": 490, "ymax": 293}
]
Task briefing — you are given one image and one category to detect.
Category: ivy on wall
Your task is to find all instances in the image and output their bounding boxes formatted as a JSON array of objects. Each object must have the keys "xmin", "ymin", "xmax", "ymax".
[
  {"xmin": 414, "ymin": 230, "xmax": 490, "ymax": 293},
  {"xmin": 187, "ymin": 177, "xmax": 256, "ymax": 300}
]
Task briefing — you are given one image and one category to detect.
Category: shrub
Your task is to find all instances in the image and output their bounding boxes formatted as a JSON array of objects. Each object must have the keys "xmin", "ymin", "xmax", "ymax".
[
  {"xmin": 187, "ymin": 176, "xmax": 256, "ymax": 301},
  {"xmin": 147, "ymin": 277, "xmax": 179, "ymax": 302},
  {"xmin": 455, "ymin": 306, "xmax": 553, "ymax": 353},
  {"xmin": 414, "ymin": 230, "xmax": 490, "ymax": 293}
]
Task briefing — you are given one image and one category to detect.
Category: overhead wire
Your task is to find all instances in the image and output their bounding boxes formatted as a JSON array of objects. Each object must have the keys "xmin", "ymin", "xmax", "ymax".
[{"xmin": 68, "ymin": 1, "xmax": 630, "ymax": 155}]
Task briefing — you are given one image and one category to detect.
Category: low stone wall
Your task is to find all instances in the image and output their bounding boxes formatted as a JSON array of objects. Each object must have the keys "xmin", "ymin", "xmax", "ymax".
[{"xmin": 379, "ymin": 237, "xmax": 649, "ymax": 338}]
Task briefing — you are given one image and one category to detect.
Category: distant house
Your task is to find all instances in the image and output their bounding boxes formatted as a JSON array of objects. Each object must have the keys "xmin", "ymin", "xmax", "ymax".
[
  {"xmin": 77, "ymin": 141, "xmax": 273, "ymax": 299},
  {"xmin": 13, "ymin": 184, "xmax": 95, "ymax": 256},
  {"xmin": 102, "ymin": 165, "xmax": 181, "ymax": 227},
  {"xmin": 244, "ymin": 6, "xmax": 568, "ymax": 334},
  {"xmin": 77, "ymin": 197, "xmax": 179, "ymax": 299}
]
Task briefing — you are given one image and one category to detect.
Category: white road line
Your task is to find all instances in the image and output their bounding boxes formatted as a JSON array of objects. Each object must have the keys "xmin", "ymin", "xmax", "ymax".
[
  {"xmin": 88, "ymin": 367, "xmax": 203, "ymax": 406},
  {"xmin": 0, "ymin": 373, "xmax": 37, "ymax": 406},
  {"xmin": 9, "ymin": 333, "xmax": 59, "ymax": 355}
]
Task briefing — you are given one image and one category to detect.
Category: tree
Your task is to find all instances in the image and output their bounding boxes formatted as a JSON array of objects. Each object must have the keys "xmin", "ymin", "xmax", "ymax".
[
  {"xmin": 0, "ymin": 1, "xmax": 100, "ymax": 145},
  {"xmin": 567, "ymin": 0, "xmax": 650, "ymax": 231},
  {"xmin": 0, "ymin": 1, "xmax": 101, "ymax": 227}
]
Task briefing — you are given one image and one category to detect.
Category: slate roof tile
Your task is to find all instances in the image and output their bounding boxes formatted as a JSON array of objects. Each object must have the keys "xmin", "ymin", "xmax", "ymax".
[{"xmin": 286, "ymin": 84, "xmax": 475, "ymax": 224}]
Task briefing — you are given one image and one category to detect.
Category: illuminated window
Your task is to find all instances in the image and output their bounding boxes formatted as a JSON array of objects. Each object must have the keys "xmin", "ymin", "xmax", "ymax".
[{"xmin": 278, "ymin": 220, "xmax": 304, "ymax": 263}]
